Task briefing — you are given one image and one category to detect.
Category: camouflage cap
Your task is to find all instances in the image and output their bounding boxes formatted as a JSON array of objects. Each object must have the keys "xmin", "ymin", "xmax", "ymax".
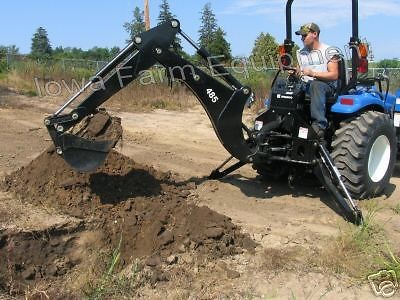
[{"xmin": 295, "ymin": 23, "xmax": 320, "ymax": 35}]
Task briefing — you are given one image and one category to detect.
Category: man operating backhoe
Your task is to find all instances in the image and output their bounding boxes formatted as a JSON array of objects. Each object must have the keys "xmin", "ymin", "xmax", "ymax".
[{"xmin": 294, "ymin": 23, "xmax": 339, "ymax": 139}]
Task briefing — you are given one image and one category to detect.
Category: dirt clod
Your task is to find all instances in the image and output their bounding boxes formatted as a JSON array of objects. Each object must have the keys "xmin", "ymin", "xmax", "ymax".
[
  {"xmin": 146, "ymin": 256, "xmax": 162, "ymax": 267},
  {"xmin": 226, "ymin": 268, "xmax": 240, "ymax": 279},
  {"xmin": 166, "ymin": 255, "xmax": 178, "ymax": 265}
]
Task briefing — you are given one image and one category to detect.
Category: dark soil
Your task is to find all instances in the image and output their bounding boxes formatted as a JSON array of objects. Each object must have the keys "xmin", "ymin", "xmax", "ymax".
[
  {"xmin": 70, "ymin": 109, "xmax": 122, "ymax": 145},
  {"xmin": 1, "ymin": 149, "xmax": 256, "ymax": 294},
  {"xmin": 0, "ymin": 223, "xmax": 83, "ymax": 295}
]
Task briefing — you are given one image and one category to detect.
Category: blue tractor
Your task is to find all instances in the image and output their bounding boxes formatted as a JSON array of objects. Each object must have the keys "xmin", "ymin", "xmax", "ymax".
[{"xmin": 251, "ymin": 0, "xmax": 400, "ymax": 222}]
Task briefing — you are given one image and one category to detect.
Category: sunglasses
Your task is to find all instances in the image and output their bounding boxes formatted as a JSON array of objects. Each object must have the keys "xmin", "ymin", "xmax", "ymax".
[{"xmin": 301, "ymin": 31, "xmax": 315, "ymax": 39}]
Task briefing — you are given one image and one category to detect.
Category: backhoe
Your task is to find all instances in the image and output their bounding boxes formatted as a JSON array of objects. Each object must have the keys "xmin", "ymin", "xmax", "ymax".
[{"xmin": 44, "ymin": 0, "xmax": 400, "ymax": 225}]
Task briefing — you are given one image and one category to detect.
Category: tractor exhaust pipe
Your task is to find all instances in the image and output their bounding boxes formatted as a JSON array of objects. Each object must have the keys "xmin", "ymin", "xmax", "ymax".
[
  {"xmin": 284, "ymin": 0, "xmax": 295, "ymax": 52},
  {"xmin": 285, "ymin": 0, "xmax": 294, "ymax": 43},
  {"xmin": 346, "ymin": 0, "xmax": 360, "ymax": 91},
  {"xmin": 351, "ymin": 0, "xmax": 359, "ymax": 81},
  {"xmin": 352, "ymin": 0, "xmax": 359, "ymax": 41}
]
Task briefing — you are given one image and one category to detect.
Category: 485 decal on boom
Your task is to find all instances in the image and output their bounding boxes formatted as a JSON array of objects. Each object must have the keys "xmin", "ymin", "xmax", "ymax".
[{"xmin": 207, "ymin": 89, "xmax": 219, "ymax": 103}]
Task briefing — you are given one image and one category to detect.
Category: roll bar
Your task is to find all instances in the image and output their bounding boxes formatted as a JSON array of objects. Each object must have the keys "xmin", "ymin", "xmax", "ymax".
[{"xmin": 285, "ymin": 0, "xmax": 360, "ymax": 88}]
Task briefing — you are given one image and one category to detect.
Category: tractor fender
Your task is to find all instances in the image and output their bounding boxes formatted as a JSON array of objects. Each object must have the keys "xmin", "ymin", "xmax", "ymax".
[
  {"xmin": 331, "ymin": 92, "xmax": 384, "ymax": 114},
  {"xmin": 395, "ymin": 89, "xmax": 400, "ymax": 113}
]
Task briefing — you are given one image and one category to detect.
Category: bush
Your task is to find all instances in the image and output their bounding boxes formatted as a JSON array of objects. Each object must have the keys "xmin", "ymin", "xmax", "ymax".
[{"xmin": 0, "ymin": 60, "xmax": 7, "ymax": 73}]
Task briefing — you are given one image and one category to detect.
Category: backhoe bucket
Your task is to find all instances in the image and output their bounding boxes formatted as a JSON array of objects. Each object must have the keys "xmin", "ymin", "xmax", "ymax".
[
  {"xmin": 58, "ymin": 134, "xmax": 115, "ymax": 172},
  {"xmin": 51, "ymin": 111, "xmax": 122, "ymax": 172}
]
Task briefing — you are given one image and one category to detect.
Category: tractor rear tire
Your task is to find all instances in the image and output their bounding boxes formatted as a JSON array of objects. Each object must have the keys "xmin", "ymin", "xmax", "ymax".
[{"xmin": 331, "ymin": 111, "xmax": 397, "ymax": 199}]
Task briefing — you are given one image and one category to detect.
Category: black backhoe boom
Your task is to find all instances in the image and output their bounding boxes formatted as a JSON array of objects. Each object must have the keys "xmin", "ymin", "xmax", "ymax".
[{"xmin": 45, "ymin": 20, "xmax": 253, "ymax": 172}]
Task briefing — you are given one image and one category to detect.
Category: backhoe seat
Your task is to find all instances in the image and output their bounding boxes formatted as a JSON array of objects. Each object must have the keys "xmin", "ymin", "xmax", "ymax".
[{"xmin": 326, "ymin": 56, "xmax": 347, "ymax": 103}]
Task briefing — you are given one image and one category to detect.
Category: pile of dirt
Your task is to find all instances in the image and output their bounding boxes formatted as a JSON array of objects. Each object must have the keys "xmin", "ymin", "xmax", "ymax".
[{"xmin": 1, "ymin": 149, "xmax": 256, "ymax": 292}]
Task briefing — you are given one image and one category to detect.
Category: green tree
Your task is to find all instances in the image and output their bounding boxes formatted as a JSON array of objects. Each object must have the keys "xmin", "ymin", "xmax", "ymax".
[
  {"xmin": 30, "ymin": 27, "xmax": 52, "ymax": 60},
  {"xmin": 250, "ymin": 33, "xmax": 279, "ymax": 67},
  {"xmin": 208, "ymin": 27, "xmax": 232, "ymax": 62},
  {"xmin": 52, "ymin": 46, "xmax": 64, "ymax": 58},
  {"xmin": 68, "ymin": 47, "xmax": 84, "ymax": 59},
  {"xmin": 291, "ymin": 43, "xmax": 301, "ymax": 65},
  {"xmin": 124, "ymin": 7, "xmax": 146, "ymax": 43},
  {"xmin": 5, "ymin": 45, "xmax": 19, "ymax": 55},
  {"xmin": 0, "ymin": 47, "xmax": 6, "ymax": 59},
  {"xmin": 198, "ymin": 2, "xmax": 217, "ymax": 50},
  {"xmin": 0, "ymin": 45, "xmax": 19, "ymax": 58},
  {"xmin": 55, "ymin": 47, "xmax": 83, "ymax": 59},
  {"xmin": 0, "ymin": 46, "xmax": 7, "ymax": 73},
  {"xmin": 377, "ymin": 59, "xmax": 400, "ymax": 68},
  {"xmin": 87, "ymin": 47, "xmax": 111, "ymax": 61},
  {"xmin": 52, "ymin": 46, "xmax": 119, "ymax": 61},
  {"xmin": 110, "ymin": 46, "xmax": 121, "ymax": 57},
  {"xmin": 0, "ymin": 45, "xmax": 19, "ymax": 73},
  {"xmin": 158, "ymin": 0, "xmax": 174, "ymax": 23},
  {"xmin": 198, "ymin": 3, "xmax": 231, "ymax": 61},
  {"xmin": 157, "ymin": 0, "xmax": 182, "ymax": 51}
]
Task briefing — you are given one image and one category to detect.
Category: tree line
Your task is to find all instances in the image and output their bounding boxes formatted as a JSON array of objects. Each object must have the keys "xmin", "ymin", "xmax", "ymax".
[
  {"xmin": 0, "ymin": 0, "xmax": 399, "ymax": 68},
  {"xmin": 122, "ymin": 1, "xmax": 279, "ymax": 64}
]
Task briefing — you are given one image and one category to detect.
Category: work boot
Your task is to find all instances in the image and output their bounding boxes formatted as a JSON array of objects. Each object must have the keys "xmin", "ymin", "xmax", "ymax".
[{"xmin": 311, "ymin": 123, "xmax": 325, "ymax": 140}]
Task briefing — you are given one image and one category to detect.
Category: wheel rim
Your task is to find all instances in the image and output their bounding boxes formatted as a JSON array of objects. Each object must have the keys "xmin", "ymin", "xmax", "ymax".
[{"xmin": 368, "ymin": 135, "xmax": 391, "ymax": 182}]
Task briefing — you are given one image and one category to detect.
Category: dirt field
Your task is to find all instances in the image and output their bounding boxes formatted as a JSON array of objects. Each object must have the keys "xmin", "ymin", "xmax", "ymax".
[{"xmin": 1, "ymin": 87, "xmax": 400, "ymax": 299}]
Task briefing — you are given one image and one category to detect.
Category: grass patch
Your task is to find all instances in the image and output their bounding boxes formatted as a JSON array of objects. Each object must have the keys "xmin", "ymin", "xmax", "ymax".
[
  {"xmin": 0, "ymin": 59, "xmax": 275, "ymax": 112},
  {"xmin": 312, "ymin": 200, "xmax": 400, "ymax": 283},
  {"xmin": 381, "ymin": 247, "xmax": 400, "ymax": 278},
  {"xmin": 23, "ymin": 89, "xmax": 38, "ymax": 97},
  {"xmin": 0, "ymin": 60, "xmax": 94, "ymax": 97},
  {"xmin": 391, "ymin": 203, "xmax": 400, "ymax": 215},
  {"xmin": 260, "ymin": 247, "xmax": 302, "ymax": 272},
  {"xmin": 82, "ymin": 238, "xmax": 145, "ymax": 300},
  {"xmin": 105, "ymin": 81, "xmax": 198, "ymax": 112}
]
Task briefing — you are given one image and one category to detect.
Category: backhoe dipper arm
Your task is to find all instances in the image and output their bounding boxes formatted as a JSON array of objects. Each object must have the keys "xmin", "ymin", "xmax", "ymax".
[{"xmin": 45, "ymin": 20, "xmax": 253, "ymax": 171}]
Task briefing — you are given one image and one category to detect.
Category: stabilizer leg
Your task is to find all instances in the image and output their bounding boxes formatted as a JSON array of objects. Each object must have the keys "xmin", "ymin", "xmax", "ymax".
[
  {"xmin": 209, "ymin": 156, "xmax": 247, "ymax": 179},
  {"xmin": 316, "ymin": 143, "xmax": 363, "ymax": 225}
]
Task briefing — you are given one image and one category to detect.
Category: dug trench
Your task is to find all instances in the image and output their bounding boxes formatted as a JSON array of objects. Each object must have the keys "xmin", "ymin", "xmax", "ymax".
[{"xmin": 0, "ymin": 147, "xmax": 256, "ymax": 295}]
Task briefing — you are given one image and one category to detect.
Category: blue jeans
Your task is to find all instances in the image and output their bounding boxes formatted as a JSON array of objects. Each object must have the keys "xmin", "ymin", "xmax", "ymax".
[{"xmin": 303, "ymin": 80, "xmax": 336, "ymax": 129}]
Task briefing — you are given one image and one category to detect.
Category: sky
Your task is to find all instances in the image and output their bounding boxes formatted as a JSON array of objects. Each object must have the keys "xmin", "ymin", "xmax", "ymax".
[{"xmin": 1, "ymin": 0, "xmax": 399, "ymax": 61}]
